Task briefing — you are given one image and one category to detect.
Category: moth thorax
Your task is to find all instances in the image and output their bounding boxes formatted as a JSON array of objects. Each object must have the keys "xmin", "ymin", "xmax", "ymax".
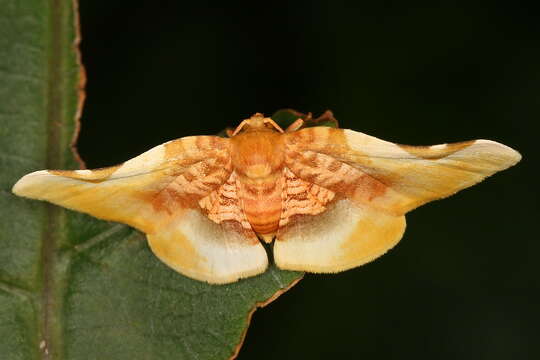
[{"xmin": 231, "ymin": 131, "xmax": 285, "ymax": 179}]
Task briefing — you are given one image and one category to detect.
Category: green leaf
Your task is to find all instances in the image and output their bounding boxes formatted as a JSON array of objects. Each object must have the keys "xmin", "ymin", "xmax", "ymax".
[
  {"xmin": 0, "ymin": 1, "xmax": 302, "ymax": 359},
  {"xmin": 271, "ymin": 109, "xmax": 340, "ymax": 130}
]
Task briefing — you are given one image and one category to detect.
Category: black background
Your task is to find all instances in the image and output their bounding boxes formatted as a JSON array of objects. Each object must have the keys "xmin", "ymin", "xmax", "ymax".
[{"xmin": 77, "ymin": 1, "xmax": 538, "ymax": 359}]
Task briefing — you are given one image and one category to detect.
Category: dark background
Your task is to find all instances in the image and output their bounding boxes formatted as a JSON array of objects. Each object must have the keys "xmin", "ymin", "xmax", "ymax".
[{"xmin": 77, "ymin": 1, "xmax": 538, "ymax": 359}]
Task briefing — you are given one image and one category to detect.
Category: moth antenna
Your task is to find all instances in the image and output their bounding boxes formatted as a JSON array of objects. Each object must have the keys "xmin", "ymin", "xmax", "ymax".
[
  {"xmin": 263, "ymin": 118, "xmax": 284, "ymax": 133},
  {"xmin": 232, "ymin": 120, "xmax": 249, "ymax": 136}
]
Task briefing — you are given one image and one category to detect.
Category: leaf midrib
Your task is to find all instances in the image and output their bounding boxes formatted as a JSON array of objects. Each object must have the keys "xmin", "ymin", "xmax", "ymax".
[{"xmin": 41, "ymin": 1, "xmax": 75, "ymax": 359}]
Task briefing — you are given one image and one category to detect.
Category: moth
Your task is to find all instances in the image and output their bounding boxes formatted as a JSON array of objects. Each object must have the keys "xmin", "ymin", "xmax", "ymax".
[{"xmin": 12, "ymin": 113, "xmax": 521, "ymax": 284}]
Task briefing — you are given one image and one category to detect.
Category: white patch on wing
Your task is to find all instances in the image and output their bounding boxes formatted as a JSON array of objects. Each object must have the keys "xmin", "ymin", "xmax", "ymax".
[
  {"xmin": 180, "ymin": 210, "xmax": 268, "ymax": 275},
  {"xmin": 112, "ymin": 143, "xmax": 166, "ymax": 177},
  {"xmin": 344, "ymin": 130, "xmax": 415, "ymax": 159},
  {"xmin": 12, "ymin": 170, "xmax": 53, "ymax": 197},
  {"xmin": 430, "ymin": 144, "xmax": 447, "ymax": 150},
  {"xmin": 275, "ymin": 200, "xmax": 360, "ymax": 271},
  {"xmin": 148, "ymin": 209, "xmax": 268, "ymax": 284},
  {"xmin": 460, "ymin": 140, "xmax": 522, "ymax": 165},
  {"xmin": 274, "ymin": 199, "xmax": 405, "ymax": 273}
]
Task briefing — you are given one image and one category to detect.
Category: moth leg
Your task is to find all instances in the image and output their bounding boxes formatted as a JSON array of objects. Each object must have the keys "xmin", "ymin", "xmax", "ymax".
[
  {"xmin": 285, "ymin": 118, "xmax": 304, "ymax": 132},
  {"xmin": 262, "ymin": 117, "xmax": 285, "ymax": 133}
]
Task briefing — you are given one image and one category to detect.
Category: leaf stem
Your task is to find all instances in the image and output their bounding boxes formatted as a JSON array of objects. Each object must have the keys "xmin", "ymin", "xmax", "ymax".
[{"xmin": 41, "ymin": 0, "xmax": 77, "ymax": 358}]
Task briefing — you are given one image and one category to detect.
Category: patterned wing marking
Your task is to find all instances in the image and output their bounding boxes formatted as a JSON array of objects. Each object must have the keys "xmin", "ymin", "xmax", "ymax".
[
  {"xmin": 285, "ymin": 127, "xmax": 521, "ymax": 215},
  {"xmin": 284, "ymin": 149, "xmax": 402, "ymax": 213},
  {"xmin": 199, "ymin": 171, "xmax": 254, "ymax": 237},
  {"xmin": 278, "ymin": 167, "xmax": 335, "ymax": 228}
]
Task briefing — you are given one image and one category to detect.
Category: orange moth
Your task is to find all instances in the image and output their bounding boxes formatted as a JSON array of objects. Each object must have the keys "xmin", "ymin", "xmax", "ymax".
[{"xmin": 12, "ymin": 113, "xmax": 521, "ymax": 284}]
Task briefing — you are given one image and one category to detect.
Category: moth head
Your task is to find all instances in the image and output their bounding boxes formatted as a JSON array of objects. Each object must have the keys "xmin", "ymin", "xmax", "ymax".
[{"xmin": 232, "ymin": 113, "xmax": 284, "ymax": 136}]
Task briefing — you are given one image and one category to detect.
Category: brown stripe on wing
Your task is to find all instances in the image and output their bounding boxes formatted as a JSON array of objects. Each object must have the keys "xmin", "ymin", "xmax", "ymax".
[
  {"xmin": 278, "ymin": 167, "xmax": 335, "ymax": 229},
  {"xmin": 285, "ymin": 150, "xmax": 390, "ymax": 208},
  {"xmin": 135, "ymin": 155, "xmax": 232, "ymax": 216},
  {"xmin": 199, "ymin": 171, "xmax": 258, "ymax": 242},
  {"xmin": 164, "ymin": 135, "xmax": 228, "ymax": 158},
  {"xmin": 286, "ymin": 126, "xmax": 349, "ymax": 155}
]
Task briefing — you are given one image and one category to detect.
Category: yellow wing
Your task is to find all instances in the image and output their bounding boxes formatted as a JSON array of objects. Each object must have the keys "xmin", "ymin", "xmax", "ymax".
[
  {"xmin": 274, "ymin": 127, "xmax": 521, "ymax": 273},
  {"xmin": 12, "ymin": 136, "xmax": 268, "ymax": 284}
]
